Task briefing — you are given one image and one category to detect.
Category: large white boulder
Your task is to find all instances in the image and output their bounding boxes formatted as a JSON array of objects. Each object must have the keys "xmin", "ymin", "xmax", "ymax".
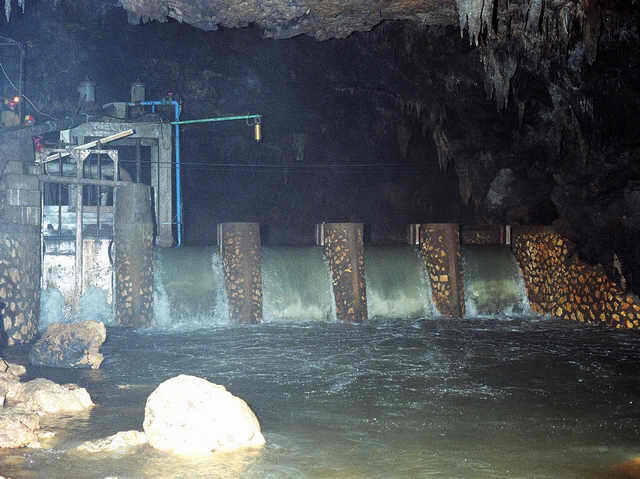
[{"xmin": 143, "ymin": 375, "xmax": 265, "ymax": 455}]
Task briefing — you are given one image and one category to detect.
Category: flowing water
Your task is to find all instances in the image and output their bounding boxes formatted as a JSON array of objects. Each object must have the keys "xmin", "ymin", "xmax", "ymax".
[{"xmin": 3, "ymin": 246, "xmax": 640, "ymax": 478}]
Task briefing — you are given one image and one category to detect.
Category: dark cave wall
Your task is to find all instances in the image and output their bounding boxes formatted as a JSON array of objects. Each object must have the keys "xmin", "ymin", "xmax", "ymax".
[
  {"xmin": 4, "ymin": 7, "xmax": 490, "ymax": 245},
  {"xmin": 3, "ymin": 2, "xmax": 640, "ymax": 295}
]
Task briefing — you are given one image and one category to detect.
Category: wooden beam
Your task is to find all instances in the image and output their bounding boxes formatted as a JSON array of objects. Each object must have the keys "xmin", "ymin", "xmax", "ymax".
[{"xmin": 39, "ymin": 129, "xmax": 135, "ymax": 163}]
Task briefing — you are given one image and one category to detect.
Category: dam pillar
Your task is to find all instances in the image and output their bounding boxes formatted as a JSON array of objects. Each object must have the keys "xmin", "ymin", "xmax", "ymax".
[
  {"xmin": 218, "ymin": 222, "xmax": 263, "ymax": 324},
  {"xmin": 321, "ymin": 223, "xmax": 367, "ymax": 323},
  {"xmin": 0, "ymin": 130, "xmax": 41, "ymax": 345},
  {"xmin": 419, "ymin": 223, "xmax": 465, "ymax": 318},
  {"xmin": 114, "ymin": 183, "xmax": 154, "ymax": 327}
]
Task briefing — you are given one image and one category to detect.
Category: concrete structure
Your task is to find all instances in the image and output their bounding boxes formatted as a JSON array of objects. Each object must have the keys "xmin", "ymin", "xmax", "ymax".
[
  {"xmin": 418, "ymin": 223, "xmax": 465, "ymax": 318},
  {"xmin": 66, "ymin": 121, "xmax": 174, "ymax": 247},
  {"xmin": 320, "ymin": 223, "xmax": 368, "ymax": 323},
  {"xmin": 114, "ymin": 183, "xmax": 154, "ymax": 327},
  {"xmin": 218, "ymin": 223, "xmax": 263, "ymax": 324},
  {"xmin": 0, "ymin": 134, "xmax": 41, "ymax": 345}
]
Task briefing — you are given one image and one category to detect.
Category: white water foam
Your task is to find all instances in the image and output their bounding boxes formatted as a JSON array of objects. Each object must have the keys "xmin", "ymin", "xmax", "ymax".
[{"xmin": 39, "ymin": 286, "xmax": 114, "ymax": 330}]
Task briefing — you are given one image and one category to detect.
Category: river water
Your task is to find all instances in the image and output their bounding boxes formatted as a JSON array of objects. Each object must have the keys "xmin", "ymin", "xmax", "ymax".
[{"xmin": 2, "ymin": 246, "xmax": 639, "ymax": 478}]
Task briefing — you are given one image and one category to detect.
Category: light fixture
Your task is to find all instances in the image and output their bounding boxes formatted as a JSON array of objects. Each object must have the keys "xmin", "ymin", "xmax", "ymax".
[{"xmin": 254, "ymin": 118, "xmax": 262, "ymax": 142}]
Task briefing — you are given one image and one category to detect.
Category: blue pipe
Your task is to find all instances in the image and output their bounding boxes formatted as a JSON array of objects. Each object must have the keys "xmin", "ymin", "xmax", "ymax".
[{"xmin": 128, "ymin": 100, "xmax": 183, "ymax": 247}]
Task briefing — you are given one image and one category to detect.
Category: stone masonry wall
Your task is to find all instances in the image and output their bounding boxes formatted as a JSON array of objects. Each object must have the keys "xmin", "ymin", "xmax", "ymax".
[
  {"xmin": 0, "ymin": 225, "xmax": 41, "ymax": 345},
  {"xmin": 512, "ymin": 227, "xmax": 640, "ymax": 329},
  {"xmin": 419, "ymin": 223, "xmax": 465, "ymax": 318}
]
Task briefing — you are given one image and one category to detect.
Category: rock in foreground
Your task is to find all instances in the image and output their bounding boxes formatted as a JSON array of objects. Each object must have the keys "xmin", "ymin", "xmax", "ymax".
[
  {"xmin": 29, "ymin": 321, "xmax": 106, "ymax": 369},
  {"xmin": 0, "ymin": 359, "xmax": 26, "ymax": 378},
  {"xmin": 9, "ymin": 378, "xmax": 93, "ymax": 415},
  {"xmin": 74, "ymin": 430, "xmax": 147, "ymax": 453},
  {"xmin": 0, "ymin": 408, "xmax": 40, "ymax": 448},
  {"xmin": 0, "ymin": 358, "xmax": 27, "ymax": 408},
  {"xmin": 143, "ymin": 375, "xmax": 265, "ymax": 455}
]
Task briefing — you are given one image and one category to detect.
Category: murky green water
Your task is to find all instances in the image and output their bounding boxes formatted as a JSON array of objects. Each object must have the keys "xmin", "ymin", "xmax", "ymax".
[{"xmin": 2, "ymin": 318, "xmax": 640, "ymax": 478}]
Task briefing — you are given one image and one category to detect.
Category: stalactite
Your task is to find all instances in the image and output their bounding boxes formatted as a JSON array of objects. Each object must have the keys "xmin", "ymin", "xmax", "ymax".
[
  {"xmin": 456, "ymin": 0, "xmax": 495, "ymax": 46},
  {"xmin": 432, "ymin": 124, "xmax": 450, "ymax": 172},
  {"xmin": 455, "ymin": 0, "xmax": 610, "ymax": 110},
  {"xmin": 480, "ymin": 45, "xmax": 518, "ymax": 111},
  {"xmin": 455, "ymin": 159, "xmax": 473, "ymax": 205},
  {"xmin": 4, "ymin": 0, "xmax": 25, "ymax": 21},
  {"xmin": 404, "ymin": 99, "xmax": 424, "ymax": 120}
]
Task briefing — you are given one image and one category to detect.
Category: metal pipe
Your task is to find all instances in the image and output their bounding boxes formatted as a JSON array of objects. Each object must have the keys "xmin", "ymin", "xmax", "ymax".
[
  {"xmin": 168, "ymin": 112, "xmax": 262, "ymax": 244},
  {"xmin": 97, "ymin": 155, "xmax": 101, "ymax": 235},
  {"xmin": 58, "ymin": 157, "xmax": 62, "ymax": 237},
  {"xmin": 17, "ymin": 44, "xmax": 24, "ymax": 124},
  {"xmin": 135, "ymin": 138, "xmax": 141, "ymax": 183},
  {"xmin": 44, "ymin": 160, "xmax": 117, "ymax": 177},
  {"xmin": 128, "ymin": 100, "xmax": 182, "ymax": 246},
  {"xmin": 39, "ymin": 175, "xmax": 130, "ymax": 188},
  {"xmin": 74, "ymin": 152, "xmax": 84, "ymax": 304},
  {"xmin": 170, "ymin": 114, "xmax": 261, "ymax": 126}
]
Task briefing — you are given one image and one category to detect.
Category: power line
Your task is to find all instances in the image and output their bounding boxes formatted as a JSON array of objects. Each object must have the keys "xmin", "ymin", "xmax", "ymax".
[{"xmin": 113, "ymin": 158, "xmax": 433, "ymax": 171}]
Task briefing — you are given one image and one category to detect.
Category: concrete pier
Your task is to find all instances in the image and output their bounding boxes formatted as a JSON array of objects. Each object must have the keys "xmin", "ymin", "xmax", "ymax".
[
  {"xmin": 419, "ymin": 223, "xmax": 465, "ymax": 318},
  {"xmin": 218, "ymin": 223, "xmax": 263, "ymax": 324},
  {"xmin": 321, "ymin": 223, "xmax": 367, "ymax": 323},
  {"xmin": 0, "ymin": 132, "xmax": 41, "ymax": 344},
  {"xmin": 114, "ymin": 183, "xmax": 154, "ymax": 327}
]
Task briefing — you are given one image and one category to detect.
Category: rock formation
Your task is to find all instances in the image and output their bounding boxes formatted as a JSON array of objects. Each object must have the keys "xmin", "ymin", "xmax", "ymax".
[
  {"xmin": 8, "ymin": 378, "xmax": 94, "ymax": 415},
  {"xmin": 143, "ymin": 374, "xmax": 265, "ymax": 454},
  {"xmin": 1, "ymin": 0, "xmax": 638, "ymax": 301},
  {"xmin": 29, "ymin": 321, "xmax": 106, "ymax": 369},
  {"xmin": 0, "ymin": 357, "xmax": 94, "ymax": 449},
  {"xmin": 74, "ymin": 430, "xmax": 148, "ymax": 453},
  {"xmin": 0, "ymin": 408, "xmax": 40, "ymax": 449}
]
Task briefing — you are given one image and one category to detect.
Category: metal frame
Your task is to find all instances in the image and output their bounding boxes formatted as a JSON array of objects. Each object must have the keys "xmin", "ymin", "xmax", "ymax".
[{"xmin": 40, "ymin": 148, "xmax": 120, "ymax": 306}]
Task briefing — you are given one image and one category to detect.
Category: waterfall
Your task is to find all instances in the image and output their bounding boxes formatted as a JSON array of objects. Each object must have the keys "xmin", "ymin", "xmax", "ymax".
[
  {"xmin": 365, "ymin": 246, "xmax": 434, "ymax": 320},
  {"xmin": 262, "ymin": 247, "xmax": 335, "ymax": 322},
  {"xmin": 40, "ymin": 244, "xmax": 533, "ymax": 328},
  {"xmin": 152, "ymin": 246, "xmax": 229, "ymax": 329},
  {"xmin": 462, "ymin": 245, "xmax": 532, "ymax": 317}
]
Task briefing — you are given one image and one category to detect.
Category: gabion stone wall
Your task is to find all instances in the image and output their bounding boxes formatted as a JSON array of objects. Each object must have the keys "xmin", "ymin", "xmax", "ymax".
[
  {"xmin": 0, "ymin": 153, "xmax": 41, "ymax": 345},
  {"xmin": 114, "ymin": 184, "xmax": 154, "ymax": 327},
  {"xmin": 419, "ymin": 223, "xmax": 465, "ymax": 318},
  {"xmin": 0, "ymin": 224, "xmax": 41, "ymax": 345},
  {"xmin": 512, "ymin": 226, "xmax": 640, "ymax": 329},
  {"xmin": 219, "ymin": 222, "xmax": 263, "ymax": 324},
  {"xmin": 323, "ymin": 223, "xmax": 367, "ymax": 323}
]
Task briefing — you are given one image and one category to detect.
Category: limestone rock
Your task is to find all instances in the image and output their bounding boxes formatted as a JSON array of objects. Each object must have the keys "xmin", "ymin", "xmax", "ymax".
[
  {"xmin": 0, "ymin": 374, "xmax": 25, "ymax": 405},
  {"xmin": 0, "ymin": 358, "xmax": 26, "ymax": 377},
  {"xmin": 117, "ymin": 0, "xmax": 458, "ymax": 40},
  {"xmin": 29, "ymin": 321, "xmax": 106, "ymax": 369},
  {"xmin": 10, "ymin": 378, "xmax": 94, "ymax": 415},
  {"xmin": 143, "ymin": 375, "xmax": 265, "ymax": 455},
  {"xmin": 0, "ymin": 408, "xmax": 40, "ymax": 448},
  {"xmin": 74, "ymin": 430, "xmax": 147, "ymax": 453}
]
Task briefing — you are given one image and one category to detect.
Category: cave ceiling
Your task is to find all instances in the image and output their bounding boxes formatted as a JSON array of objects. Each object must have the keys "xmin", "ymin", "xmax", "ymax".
[{"xmin": 2, "ymin": 0, "xmax": 640, "ymax": 292}]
